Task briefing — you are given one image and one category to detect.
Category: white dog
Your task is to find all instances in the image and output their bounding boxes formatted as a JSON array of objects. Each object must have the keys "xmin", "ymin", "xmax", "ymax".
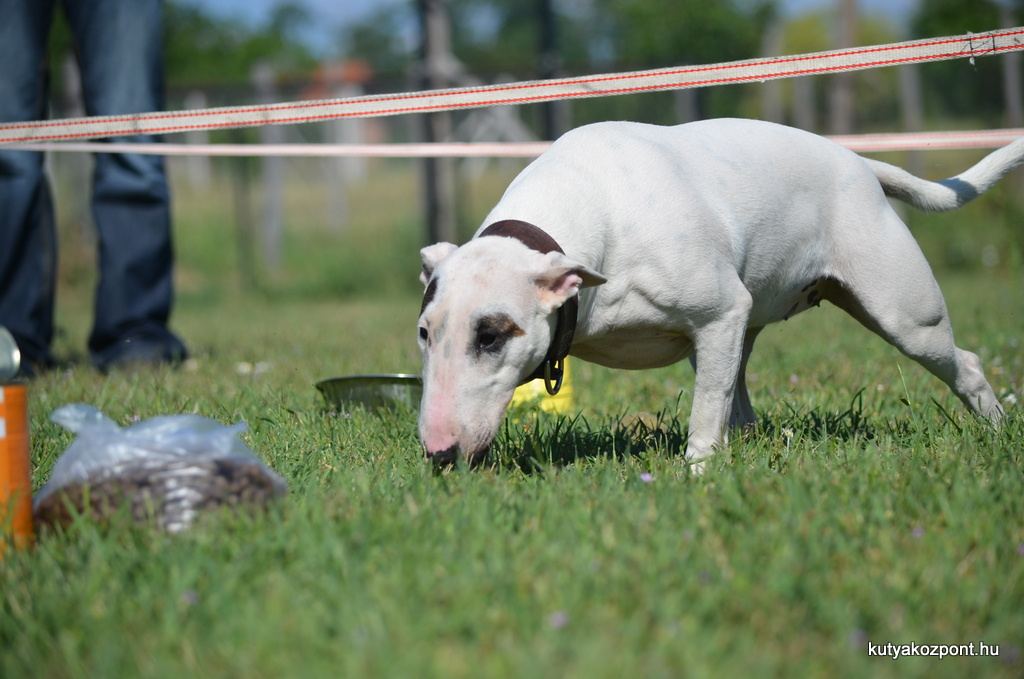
[{"xmin": 417, "ymin": 118, "xmax": 1023, "ymax": 466}]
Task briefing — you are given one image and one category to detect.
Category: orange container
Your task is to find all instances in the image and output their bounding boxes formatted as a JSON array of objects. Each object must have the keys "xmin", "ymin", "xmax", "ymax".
[{"xmin": 1, "ymin": 382, "xmax": 34, "ymax": 554}]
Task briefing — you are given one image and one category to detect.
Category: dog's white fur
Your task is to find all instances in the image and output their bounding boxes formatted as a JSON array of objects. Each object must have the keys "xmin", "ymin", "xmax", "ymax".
[{"xmin": 417, "ymin": 118, "xmax": 1023, "ymax": 466}]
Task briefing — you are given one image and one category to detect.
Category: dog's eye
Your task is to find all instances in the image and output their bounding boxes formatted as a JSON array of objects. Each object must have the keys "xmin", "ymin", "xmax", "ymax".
[
  {"xmin": 470, "ymin": 313, "xmax": 524, "ymax": 357},
  {"xmin": 476, "ymin": 331, "xmax": 497, "ymax": 351},
  {"xmin": 418, "ymin": 327, "xmax": 428, "ymax": 342}
]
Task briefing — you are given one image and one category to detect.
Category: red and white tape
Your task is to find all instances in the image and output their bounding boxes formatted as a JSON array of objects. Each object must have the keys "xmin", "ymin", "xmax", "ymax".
[
  {"xmin": 829, "ymin": 128, "xmax": 1024, "ymax": 152},
  {"xmin": 1, "ymin": 27, "xmax": 1023, "ymax": 145}
]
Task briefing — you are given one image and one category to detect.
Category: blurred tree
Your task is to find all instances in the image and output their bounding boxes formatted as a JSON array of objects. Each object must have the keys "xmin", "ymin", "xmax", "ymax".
[
  {"xmin": 910, "ymin": 0, "xmax": 1023, "ymax": 125},
  {"xmin": 336, "ymin": 0, "xmax": 595, "ymax": 81},
  {"xmin": 335, "ymin": 0, "xmax": 779, "ymax": 127},
  {"xmin": 163, "ymin": 1, "xmax": 317, "ymax": 91},
  {"xmin": 595, "ymin": 0, "xmax": 775, "ymax": 68},
  {"xmin": 447, "ymin": 0, "xmax": 593, "ymax": 75},
  {"xmin": 338, "ymin": 5, "xmax": 417, "ymax": 81},
  {"xmin": 777, "ymin": 12, "xmax": 900, "ymax": 132},
  {"xmin": 578, "ymin": 0, "xmax": 776, "ymax": 124}
]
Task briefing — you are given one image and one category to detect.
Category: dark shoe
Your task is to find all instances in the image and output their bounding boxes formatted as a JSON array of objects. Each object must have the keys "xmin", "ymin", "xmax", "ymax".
[
  {"xmin": 92, "ymin": 330, "xmax": 188, "ymax": 373},
  {"xmin": 17, "ymin": 355, "xmax": 56, "ymax": 379}
]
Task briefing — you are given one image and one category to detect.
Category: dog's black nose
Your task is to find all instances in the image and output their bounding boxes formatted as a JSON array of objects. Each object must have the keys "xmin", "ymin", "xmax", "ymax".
[{"xmin": 426, "ymin": 444, "xmax": 459, "ymax": 466}]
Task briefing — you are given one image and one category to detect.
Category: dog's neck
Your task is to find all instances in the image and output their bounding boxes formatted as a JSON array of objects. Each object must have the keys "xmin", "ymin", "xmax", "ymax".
[{"xmin": 477, "ymin": 220, "xmax": 577, "ymax": 388}]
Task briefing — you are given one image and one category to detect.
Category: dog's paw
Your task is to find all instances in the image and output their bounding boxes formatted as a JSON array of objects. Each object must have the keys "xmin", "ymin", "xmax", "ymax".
[{"xmin": 686, "ymin": 457, "xmax": 707, "ymax": 476}]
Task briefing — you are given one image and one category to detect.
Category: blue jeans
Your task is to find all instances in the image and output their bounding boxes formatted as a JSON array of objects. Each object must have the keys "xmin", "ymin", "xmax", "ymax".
[{"xmin": 0, "ymin": 0, "xmax": 185, "ymax": 370}]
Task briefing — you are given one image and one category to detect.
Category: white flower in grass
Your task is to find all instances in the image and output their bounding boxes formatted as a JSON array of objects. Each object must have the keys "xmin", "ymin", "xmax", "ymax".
[
  {"xmin": 782, "ymin": 427, "xmax": 794, "ymax": 453},
  {"xmin": 235, "ymin": 361, "xmax": 273, "ymax": 376}
]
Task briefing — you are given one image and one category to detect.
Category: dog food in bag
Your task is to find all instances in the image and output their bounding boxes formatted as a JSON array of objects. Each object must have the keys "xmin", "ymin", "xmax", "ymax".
[{"xmin": 33, "ymin": 404, "xmax": 288, "ymax": 533}]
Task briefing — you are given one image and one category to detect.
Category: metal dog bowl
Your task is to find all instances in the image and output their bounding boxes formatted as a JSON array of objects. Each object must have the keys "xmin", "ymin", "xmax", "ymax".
[
  {"xmin": 316, "ymin": 374, "xmax": 423, "ymax": 411},
  {"xmin": 0, "ymin": 326, "xmax": 20, "ymax": 380}
]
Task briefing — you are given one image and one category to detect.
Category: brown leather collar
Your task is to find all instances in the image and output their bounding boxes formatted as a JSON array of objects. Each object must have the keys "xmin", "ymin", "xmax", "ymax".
[{"xmin": 478, "ymin": 219, "xmax": 576, "ymax": 392}]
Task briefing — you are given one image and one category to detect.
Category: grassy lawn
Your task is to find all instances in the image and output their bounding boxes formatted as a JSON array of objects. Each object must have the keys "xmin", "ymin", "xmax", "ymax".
[{"xmin": 2, "ymin": 156, "xmax": 1023, "ymax": 678}]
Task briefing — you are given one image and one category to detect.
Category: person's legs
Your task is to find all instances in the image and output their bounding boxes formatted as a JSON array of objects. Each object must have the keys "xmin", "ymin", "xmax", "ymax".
[
  {"xmin": 0, "ymin": 0, "xmax": 59, "ymax": 373},
  {"xmin": 64, "ymin": 0, "xmax": 187, "ymax": 369}
]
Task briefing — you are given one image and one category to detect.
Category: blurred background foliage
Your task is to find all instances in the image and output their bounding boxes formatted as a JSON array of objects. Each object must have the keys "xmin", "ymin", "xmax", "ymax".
[
  {"xmin": 39, "ymin": 0, "xmax": 1024, "ymax": 130},
  {"xmin": 35, "ymin": 0, "xmax": 1024, "ymax": 305}
]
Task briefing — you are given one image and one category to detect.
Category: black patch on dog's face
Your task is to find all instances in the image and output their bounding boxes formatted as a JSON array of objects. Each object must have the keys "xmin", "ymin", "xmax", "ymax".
[
  {"xmin": 469, "ymin": 313, "xmax": 525, "ymax": 358},
  {"xmin": 420, "ymin": 277, "xmax": 438, "ymax": 315},
  {"xmin": 419, "ymin": 278, "xmax": 441, "ymax": 348}
]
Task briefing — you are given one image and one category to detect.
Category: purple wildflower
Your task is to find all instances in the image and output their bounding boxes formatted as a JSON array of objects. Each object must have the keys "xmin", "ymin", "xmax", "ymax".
[{"xmin": 548, "ymin": 611, "xmax": 570, "ymax": 629}]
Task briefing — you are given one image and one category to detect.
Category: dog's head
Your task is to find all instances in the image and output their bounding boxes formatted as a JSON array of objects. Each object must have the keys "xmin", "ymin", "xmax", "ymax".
[{"xmin": 417, "ymin": 236, "xmax": 605, "ymax": 466}]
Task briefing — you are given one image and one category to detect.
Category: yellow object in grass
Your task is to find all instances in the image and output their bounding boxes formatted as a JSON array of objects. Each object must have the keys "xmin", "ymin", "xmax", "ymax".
[{"xmin": 510, "ymin": 358, "xmax": 574, "ymax": 414}]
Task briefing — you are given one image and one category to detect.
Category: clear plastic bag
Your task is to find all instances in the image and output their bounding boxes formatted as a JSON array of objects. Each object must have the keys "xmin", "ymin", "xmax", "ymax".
[{"xmin": 33, "ymin": 404, "xmax": 288, "ymax": 533}]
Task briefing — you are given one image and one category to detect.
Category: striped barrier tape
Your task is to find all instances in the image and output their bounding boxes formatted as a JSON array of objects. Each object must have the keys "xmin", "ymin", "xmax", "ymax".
[{"xmin": 1, "ymin": 26, "xmax": 1023, "ymax": 145}]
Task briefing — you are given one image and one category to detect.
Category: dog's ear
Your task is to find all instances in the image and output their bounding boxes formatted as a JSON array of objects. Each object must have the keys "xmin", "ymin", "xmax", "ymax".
[
  {"xmin": 420, "ymin": 242, "xmax": 458, "ymax": 286},
  {"xmin": 532, "ymin": 252, "xmax": 607, "ymax": 310}
]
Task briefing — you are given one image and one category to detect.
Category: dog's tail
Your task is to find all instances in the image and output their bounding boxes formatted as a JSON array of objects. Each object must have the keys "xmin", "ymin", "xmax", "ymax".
[{"xmin": 863, "ymin": 134, "xmax": 1024, "ymax": 212}]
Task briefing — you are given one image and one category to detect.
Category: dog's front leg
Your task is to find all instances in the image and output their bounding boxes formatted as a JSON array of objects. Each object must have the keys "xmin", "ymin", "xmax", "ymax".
[
  {"xmin": 689, "ymin": 325, "xmax": 762, "ymax": 432},
  {"xmin": 685, "ymin": 295, "xmax": 753, "ymax": 470}
]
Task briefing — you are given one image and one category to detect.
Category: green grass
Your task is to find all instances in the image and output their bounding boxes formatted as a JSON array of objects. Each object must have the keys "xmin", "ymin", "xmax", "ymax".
[{"xmin": 2, "ymin": 159, "xmax": 1024, "ymax": 678}]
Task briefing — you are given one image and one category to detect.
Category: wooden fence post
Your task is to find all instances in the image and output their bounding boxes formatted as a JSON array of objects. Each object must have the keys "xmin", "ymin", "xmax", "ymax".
[
  {"xmin": 828, "ymin": 0, "xmax": 857, "ymax": 135},
  {"xmin": 183, "ymin": 90, "xmax": 212, "ymax": 190},
  {"xmin": 253, "ymin": 63, "xmax": 284, "ymax": 271},
  {"xmin": 418, "ymin": 0, "xmax": 458, "ymax": 246}
]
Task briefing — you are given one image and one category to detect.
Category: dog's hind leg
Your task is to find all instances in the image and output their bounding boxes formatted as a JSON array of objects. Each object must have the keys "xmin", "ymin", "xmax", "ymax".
[{"xmin": 827, "ymin": 215, "xmax": 1003, "ymax": 422}]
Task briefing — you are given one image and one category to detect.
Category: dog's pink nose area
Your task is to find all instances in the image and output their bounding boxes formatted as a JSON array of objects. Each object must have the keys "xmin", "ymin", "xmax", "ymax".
[
  {"xmin": 420, "ymin": 392, "xmax": 460, "ymax": 455},
  {"xmin": 420, "ymin": 417, "xmax": 456, "ymax": 449}
]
